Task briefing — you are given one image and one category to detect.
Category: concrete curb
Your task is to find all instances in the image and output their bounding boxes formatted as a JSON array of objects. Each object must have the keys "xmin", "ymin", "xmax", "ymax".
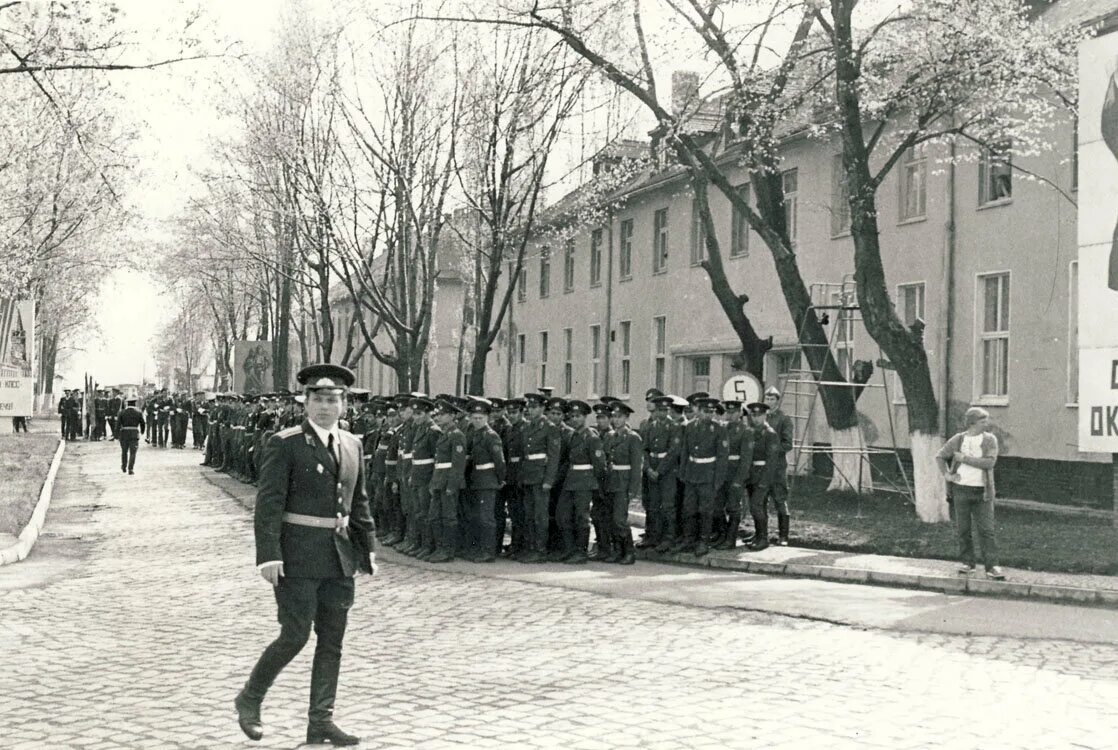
[
  {"xmin": 0, "ymin": 438, "xmax": 66, "ymax": 566},
  {"xmin": 634, "ymin": 548, "xmax": 1118, "ymax": 608}
]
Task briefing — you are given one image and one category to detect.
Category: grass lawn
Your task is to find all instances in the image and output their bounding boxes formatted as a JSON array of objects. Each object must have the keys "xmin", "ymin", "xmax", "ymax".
[
  {"xmin": 788, "ymin": 477, "xmax": 1118, "ymax": 576},
  {"xmin": 0, "ymin": 432, "xmax": 60, "ymax": 536}
]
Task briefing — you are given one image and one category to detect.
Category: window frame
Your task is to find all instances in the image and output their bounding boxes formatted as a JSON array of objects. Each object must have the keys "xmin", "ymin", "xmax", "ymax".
[
  {"xmin": 690, "ymin": 196, "xmax": 707, "ymax": 265},
  {"xmin": 782, "ymin": 168, "xmax": 798, "ymax": 245},
  {"xmin": 730, "ymin": 183, "xmax": 750, "ymax": 258},
  {"xmin": 538, "ymin": 330, "xmax": 549, "ymax": 389},
  {"xmin": 978, "ymin": 139, "xmax": 1013, "ymax": 207},
  {"xmin": 563, "ymin": 237, "xmax": 576, "ymax": 293},
  {"xmin": 653, "ymin": 207, "xmax": 669, "ymax": 274},
  {"xmin": 589, "ymin": 324, "xmax": 602, "ymax": 398},
  {"xmin": 619, "ymin": 320, "xmax": 632, "ymax": 398},
  {"xmin": 515, "ymin": 261, "xmax": 527, "ymax": 302},
  {"xmin": 898, "ymin": 142, "xmax": 928, "ymax": 223},
  {"xmin": 652, "ymin": 315, "xmax": 667, "ymax": 391},
  {"xmin": 892, "ymin": 282, "xmax": 927, "ymax": 404},
  {"xmin": 830, "ymin": 153, "xmax": 851, "ymax": 237},
  {"xmin": 539, "ymin": 246, "xmax": 550, "ymax": 298},
  {"xmin": 691, "ymin": 355, "xmax": 711, "ymax": 394},
  {"xmin": 974, "ymin": 271, "xmax": 1011, "ymax": 404},
  {"xmin": 563, "ymin": 327, "xmax": 573, "ymax": 396},
  {"xmin": 590, "ymin": 228, "xmax": 603, "ymax": 287},
  {"xmin": 619, "ymin": 218, "xmax": 634, "ymax": 280}
]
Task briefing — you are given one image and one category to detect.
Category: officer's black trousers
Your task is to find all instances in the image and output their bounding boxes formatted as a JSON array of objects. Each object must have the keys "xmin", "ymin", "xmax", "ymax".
[
  {"xmin": 521, "ymin": 484, "xmax": 550, "ymax": 553},
  {"xmin": 244, "ymin": 576, "xmax": 354, "ymax": 724},
  {"xmin": 120, "ymin": 436, "xmax": 139, "ymax": 472},
  {"xmin": 556, "ymin": 489, "xmax": 592, "ymax": 554},
  {"xmin": 465, "ymin": 489, "xmax": 496, "ymax": 557}
]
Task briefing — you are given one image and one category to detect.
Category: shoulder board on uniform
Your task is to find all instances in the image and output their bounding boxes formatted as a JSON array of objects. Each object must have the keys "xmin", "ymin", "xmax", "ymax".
[{"xmin": 275, "ymin": 425, "xmax": 303, "ymax": 439}]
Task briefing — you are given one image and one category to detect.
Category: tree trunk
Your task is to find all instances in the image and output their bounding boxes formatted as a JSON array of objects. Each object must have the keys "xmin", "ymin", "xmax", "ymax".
[
  {"xmin": 273, "ymin": 262, "xmax": 292, "ymax": 391},
  {"xmin": 468, "ymin": 332, "xmax": 491, "ymax": 397}
]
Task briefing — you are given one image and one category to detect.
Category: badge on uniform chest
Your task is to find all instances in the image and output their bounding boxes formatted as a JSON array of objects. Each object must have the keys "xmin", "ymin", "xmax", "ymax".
[{"xmin": 317, "ymin": 464, "xmax": 324, "ymax": 474}]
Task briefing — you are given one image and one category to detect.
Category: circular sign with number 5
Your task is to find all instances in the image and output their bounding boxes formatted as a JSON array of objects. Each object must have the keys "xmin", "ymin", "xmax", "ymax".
[{"xmin": 721, "ymin": 373, "xmax": 762, "ymax": 404}]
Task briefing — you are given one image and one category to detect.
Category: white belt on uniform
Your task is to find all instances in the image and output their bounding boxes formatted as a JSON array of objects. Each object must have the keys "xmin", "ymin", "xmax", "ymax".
[
  {"xmin": 570, "ymin": 464, "xmax": 592, "ymax": 470},
  {"xmin": 435, "ymin": 462, "xmax": 452, "ymax": 469},
  {"xmin": 690, "ymin": 456, "xmax": 716, "ymax": 464},
  {"xmin": 282, "ymin": 512, "xmax": 348, "ymax": 531},
  {"xmin": 526, "ymin": 453, "xmax": 546, "ymax": 460},
  {"xmin": 385, "ymin": 460, "xmax": 398, "ymax": 466},
  {"xmin": 474, "ymin": 462, "xmax": 495, "ymax": 470},
  {"xmin": 752, "ymin": 460, "xmax": 766, "ymax": 466},
  {"xmin": 412, "ymin": 458, "xmax": 434, "ymax": 465},
  {"xmin": 611, "ymin": 464, "xmax": 631, "ymax": 470},
  {"xmin": 401, "ymin": 452, "xmax": 413, "ymax": 459},
  {"xmin": 727, "ymin": 455, "xmax": 740, "ymax": 461},
  {"xmin": 509, "ymin": 457, "xmax": 521, "ymax": 463},
  {"xmin": 652, "ymin": 451, "xmax": 668, "ymax": 459}
]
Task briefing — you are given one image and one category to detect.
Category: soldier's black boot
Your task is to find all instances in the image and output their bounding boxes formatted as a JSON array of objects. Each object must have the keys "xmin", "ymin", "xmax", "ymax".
[
  {"xmin": 694, "ymin": 514, "xmax": 713, "ymax": 556},
  {"xmin": 618, "ymin": 533, "xmax": 636, "ymax": 565},
  {"xmin": 747, "ymin": 517, "xmax": 769, "ymax": 551},
  {"xmin": 589, "ymin": 524, "xmax": 612, "ymax": 561},
  {"xmin": 778, "ymin": 513, "xmax": 790, "ymax": 546},
  {"xmin": 234, "ymin": 689, "xmax": 264, "ymax": 741},
  {"xmin": 307, "ymin": 722, "xmax": 359, "ymax": 747},
  {"xmin": 428, "ymin": 521, "xmax": 456, "ymax": 563},
  {"xmin": 717, "ymin": 512, "xmax": 741, "ymax": 550}
]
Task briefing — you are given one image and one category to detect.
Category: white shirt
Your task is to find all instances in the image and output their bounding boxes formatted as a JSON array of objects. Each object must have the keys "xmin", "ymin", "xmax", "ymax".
[{"xmin": 955, "ymin": 433, "xmax": 985, "ymax": 487}]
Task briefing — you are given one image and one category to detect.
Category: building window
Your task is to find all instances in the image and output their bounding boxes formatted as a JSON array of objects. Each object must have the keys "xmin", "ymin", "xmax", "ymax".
[
  {"xmin": 899, "ymin": 143, "xmax": 927, "ymax": 221},
  {"xmin": 515, "ymin": 262, "xmax": 527, "ymax": 302},
  {"xmin": 977, "ymin": 272, "xmax": 1010, "ymax": 399},
  {"xmin": 893, "ymin": 282, "xmax": 926, "ymax": 403},
  {"xmin": 619, "ymin": 219, "xmax": 634, "ymax": 279},
  {"xmin": 515, "ymin": 333, "xmax": 526, "ymax": 393},
  {"xmin": 690, "ymin": 197, "xmax": 707, "ymax": 265},
  {"xmin": 589, "ymin": 324, "xmax": 602, "ymax": 398},
  {"xmin": 766, "ymin": 349, "xmax": 800, "ymax": 392},
  {"xmin": 653, "ymin": 207, "xmax": 669, "ymax": 273},
  {"xmin": 831, "ymin": 153, "xmax": 850, "ymax": 236},
  {"xmin": 831, "ymin": 289, "xmax": 854, "ymax": 379},
  {"xmin": 652, "ymin": 315, "xmax": 667, "ymax": 391},
  {"xmin": 590, "ymin": 229, "xmax": 603, "ymax": 287},
  {"xmin": 730, "ymin": 183, "xmax": 749, "ymax": 258},
  {"xmin": 691, "ymin": 355, "xmax": 710, "ymax": 394},
  {"xmin": 539, "ymin": 247, "xmax": 550, "ymax": 298},
  {"xmin": 563, "ymin": 237, "xmax": 575, "ymax": 292},
  {"xmin": 978, "ymin": 140, "xmax": 1012, "ymax": 206},
  {"xmin": 563, "ymin": 328, "xmax": 573, "ymax": 395},
  {"xmin": 619, "ymin": 320, "xmax": 631, "ymax": 397},
  {"xmin": 782, "ymin": 168, "xmax": 798, "ymax": 244},
  {"xmin": 1068, "ymin": 261, "xmax": 1078, "ymax": 404},
  {"xmin": 539, "ymin": 331, "xmax": 549, "ymax": 388}
]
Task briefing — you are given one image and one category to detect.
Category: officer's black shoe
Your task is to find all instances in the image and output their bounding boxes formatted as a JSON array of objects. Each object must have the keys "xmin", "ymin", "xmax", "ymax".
[
  {"xmin": 634, "ymin": 538, "xmax": 655, "ymax": 549},
  {"xmin": 234, "ymin": 691, "xmax": 263, "ymax": 741},
  {"xmin": 747, "ymin": 537, "xmax": 769, "ymax": 551},
  {"xmin": 653, "ymin": 540, "xmax": 673, "ymax": 554},
  {"xmin": 427, "ymin": 549, "xmax": 454, "ymax": 563},
  {"xmin": 128, "ymin": 470, "xmax": 134, "ymax": 475},
  {"xmin": 121, "ymin": 466, "xmax": 127, "ymax": 473},
  {"xmin": 307, "ymin": 721, "xmax": 359, "ymax": 746},
  {"xmin": 588, "ymin": 546, "xmax": 609, "ymax": 562},
  {"xmin": 564, "ymin": 552, "xmax": 589, "ymax": 564}
]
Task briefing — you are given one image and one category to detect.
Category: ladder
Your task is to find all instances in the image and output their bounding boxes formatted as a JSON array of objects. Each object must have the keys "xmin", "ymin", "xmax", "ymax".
[{"xmin": 779, "ymin": 277, "xmax": 914, "ymax": 505}]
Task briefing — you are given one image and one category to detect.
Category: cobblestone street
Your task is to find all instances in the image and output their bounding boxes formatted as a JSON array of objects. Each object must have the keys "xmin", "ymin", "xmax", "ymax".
[{"xmin": 2, "ymin": 441, "xmax": 1118, "ymax": 750}]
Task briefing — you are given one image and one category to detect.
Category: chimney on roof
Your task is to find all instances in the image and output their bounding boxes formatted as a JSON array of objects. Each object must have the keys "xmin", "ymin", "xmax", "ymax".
[{"xmin": 671, "ymin": 71, "xmax": 700, "ymax": 118}]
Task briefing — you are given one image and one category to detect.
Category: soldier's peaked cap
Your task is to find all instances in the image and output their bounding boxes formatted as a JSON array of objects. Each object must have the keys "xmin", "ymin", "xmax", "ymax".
[
  {"xmin": 645, "ymin": 387, "xmax": 664, "ymax": 400},
  {"xmin": 611, "ymin": 402, "xmax": 635, "ymax": 416},
  {"xmin": 297, "ymin": 363, "xmax": 355, "ymax": 392},
  {"xmin": 466, "ymin": 398, "xmax": 492, "ymax": 414},
  {"xmin": 566, "ymin": 399, "xmax": 592, "ymax": 416},
  {"xmin": 686, "ymin": 391, "xmax": 711, "ymax": 403},
  {"xmin": 696, "ymin": 397, "xmax": 721, "ymax": 410},
  {"xmin": 411, "ymin": 397, "xmax": 435, "ymax": 412},
  {"xmin": 546, "ymin": 397, "xmax": 567, "ymax": 411},
  {"xmin": 592, "ymin": 402, "xmax": 612, "ymax": 415},
  {"xmin": 435, "ymin": 399, "xmax": 462, "ymax": 415},
  {"xmin": 538, "ymin": 386, "xmax": 555, "ymax": 397},
  {"xmin": 746, "ymin": 401, "xmax": 770, "ymax": 414},
  {"xmin": 504, "ymin": 397, "xmax": 526, "ymax": 408},
  {"xmin": 523, "ymin": 392, "xmax": 547, "ymax": 405},
  {"xmin": 599, "ymin": 395, "xmax": 622, "ymax": 404}
]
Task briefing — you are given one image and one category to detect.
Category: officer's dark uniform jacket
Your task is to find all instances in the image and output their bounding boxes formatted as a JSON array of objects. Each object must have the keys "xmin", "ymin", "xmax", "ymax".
[
  {"xmin": 518, "ymin": 416, "xmax": 561, "ymax": 487},
  {"xmin": 254, "ymin": 421, "xmax": 374, "ymax": 578},
  {"xmin": 605, "ymin": 425, "xmax": 643, "ymax": 497},
  {"xmin": 382, "ymin": 424, "xmax": 401, "ymax": 484},
  {"xmin": 395, "ymin": 421, "xmax": 417, "ymax": 488},
  {"xmin": 767, "ymin": 408, "xmax": 795, "ymax": 470},
  {"xmin": 644, "ymin": 415, "xmax": 683, "ymax": 478},
  {"xmin": 117, "ymin": 406, "xmax": 145, "ymax": 436},
  {"xmin": 503, "ymin": 419, "xmax": 525, "ymax": 486},
  {"xmin": 680, "ymin": 419, "xmax": 728, "ymax": 487},
  {"xmin": 559, "ymin": 425, "xmax": 607, "ymax": 493},
  {"xmin": 741, "ymin": 423, "xmax": 781, "ymax": 494},
  {"xmin": 722, "ymin": 419, "xmax": 747, "ymax": 489},
  {"xmin": 409, "ymin": 421, "xmax": 439, "ymax": 488},
  {"xmin": 430, "ymin": 425, "xmax": 468, "ymax": 493},
  {"xmin": 466, "ymin": 425, "xmax": 506, "ymax": 490}
]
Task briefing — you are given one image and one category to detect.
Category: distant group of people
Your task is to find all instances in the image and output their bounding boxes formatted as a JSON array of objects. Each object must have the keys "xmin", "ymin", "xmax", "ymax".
[{"xmin": 56, "ymin": 388, "xmax": 126, "ymax": 441}]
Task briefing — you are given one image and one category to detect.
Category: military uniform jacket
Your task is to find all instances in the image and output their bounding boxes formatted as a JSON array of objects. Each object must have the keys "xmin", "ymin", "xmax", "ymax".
[
  {"xmin": 502, "ymin": 419, "xmax": 524, "ymax": 485},
  {"xmin": 429, "ymin": 426, "xmax": 467, "ymax": 492},
  {"xmin": 645, "ymin": 416, "xmax": 683, "ymax": 478},
  {"xmin": 605, "ymin": 425, "xmax": 643, "ymax": 497},
  {"xmin": 518, "ymin": 416, "xmax": 561, "ymax": 487},
  {"xmin": 559, "ymin": 425, "xmax": 607, "ymax": 493},
  {"xmin": 743, "ymin": 424, "xmax": 781, "ymax": 491},
  {"xmin": 409, "ymin": 422, "xmax": 439, "ymax": 487},
  {"xmin": 395, "ymin": 421, "xmax": 417, "ymax": 486},
  {"xmin": 116, "ymin": 406, "xmax": 145, "ymax": 436},
  {"xmin": 767, "ymin": 408, "xmax": 794, "ymax": 469},
  {"xmin": 722, "ymin": 420, "xmax": 747, "ymax": 487},
  {"xmin": 254, "ymin": 421, "xmax": 374, "ymax": 578},
  {"xmin": 466, "ymin": 425, "xmax": 506, "ymax": 490},
  {"xmin": 680, "ymin": 419, "xmax": 728, "ymax": 487},
  {"xmin": 382, "ymin": 425, "xmax": 401, "ymax": 482}
]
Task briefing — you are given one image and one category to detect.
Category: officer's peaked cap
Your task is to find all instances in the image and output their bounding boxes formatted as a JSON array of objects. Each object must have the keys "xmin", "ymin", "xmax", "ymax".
[
  {"xmin": 566, "ymin": 399, "xmax": 592, "ymax": 416},
  {"xmin": 297, "ymin": 363, "xmax": 355, "ymax": 392},
  {"xmin": 746, "ymin": 401, "xmax": 770, "ymax": 414}
]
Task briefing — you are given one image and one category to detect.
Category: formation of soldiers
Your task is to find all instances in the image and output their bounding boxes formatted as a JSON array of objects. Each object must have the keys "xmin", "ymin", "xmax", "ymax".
[
  {"xmin": 197, "ymin": 382, "xmax": 795, "ymax": 565},
  {"xmin": 138, "ymin": 390, "xmax": 210, "ymax": 450},
  {"xmin": 56, "ymin": 388, "xmax": 125, "ymax": 441}
]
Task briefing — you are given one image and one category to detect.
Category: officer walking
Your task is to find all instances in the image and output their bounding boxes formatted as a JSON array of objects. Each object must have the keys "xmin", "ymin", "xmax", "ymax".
[
  {"xmin": 117, "ymin": 398, "xmax": 146, "ymax": 475},
  {"xmin": 235, "ymin": 364, "xmax": 374, "ymax": 747}
]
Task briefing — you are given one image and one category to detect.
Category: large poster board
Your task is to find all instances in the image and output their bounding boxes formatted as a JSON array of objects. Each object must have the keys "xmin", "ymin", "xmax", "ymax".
[
  {"xmin": 1078, "ymin": 32, "xmax": 1118, "ymax": 452},
  {"xmin": 233, "ymin": 341, "xmax": 273, "ymax": 395}
]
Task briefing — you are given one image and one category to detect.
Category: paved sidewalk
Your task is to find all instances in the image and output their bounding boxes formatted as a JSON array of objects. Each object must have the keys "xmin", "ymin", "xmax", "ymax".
[{"xmin": 621, "ymin": 510, "xmax": 1118, "ymax": 607}]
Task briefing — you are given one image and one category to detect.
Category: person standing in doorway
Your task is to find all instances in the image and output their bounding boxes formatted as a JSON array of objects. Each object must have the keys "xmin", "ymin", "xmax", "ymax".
[
  {"xmin": 936, "ymin": 407, "xmax": 1004, "ymax": 580},
  {"xmin": 234, "ymin": 363, "xmax": 374, "ymax": 746}
]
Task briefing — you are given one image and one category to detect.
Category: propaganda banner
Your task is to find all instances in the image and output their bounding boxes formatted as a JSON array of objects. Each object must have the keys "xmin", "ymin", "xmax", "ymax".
[
  {"xmin": 233, "ymin": 341, "xmax": 273, "ymax": 395},
  {"xmin": 1078, "ymin": 31, "xmax": 1118, "ymax": 452}
]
